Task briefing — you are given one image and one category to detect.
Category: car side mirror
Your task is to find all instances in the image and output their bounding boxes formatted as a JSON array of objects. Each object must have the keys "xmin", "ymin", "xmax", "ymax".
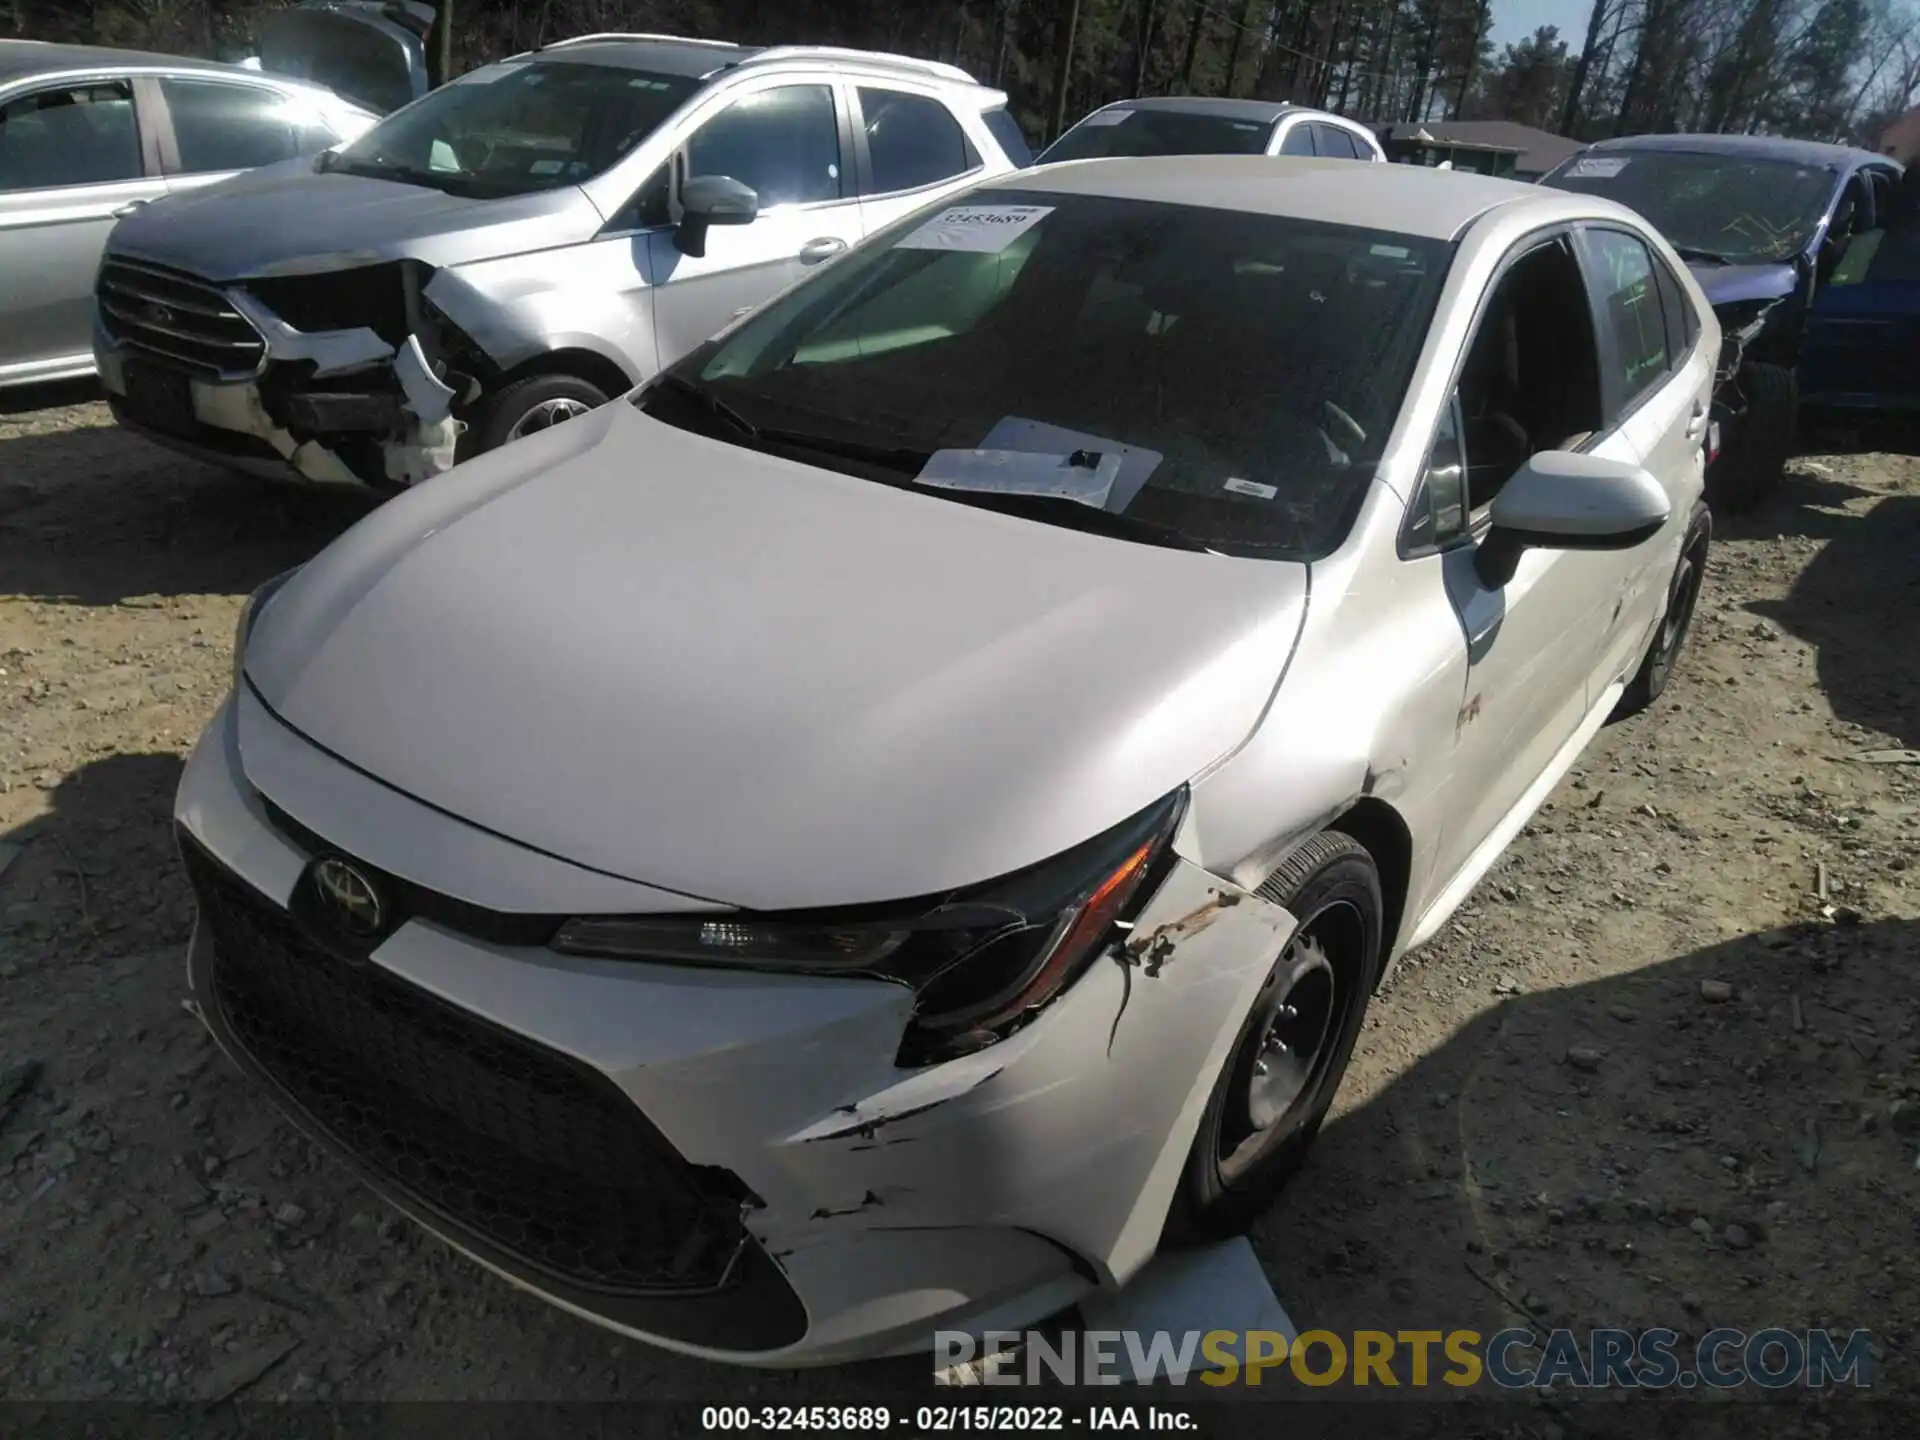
[
  {"xmin": 1474, "ymin": 451, "xmax": 1671, "ymax": 589},
  {"xmin": 674, "ymin": 174, "xmax": 759, "ymax": 258}
]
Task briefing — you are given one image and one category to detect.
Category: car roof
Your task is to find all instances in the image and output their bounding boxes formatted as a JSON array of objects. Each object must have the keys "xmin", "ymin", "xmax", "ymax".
[
  {"xmin": 1089, "ymin": 95, "xmax": 1298, "ymax": 125},
  {"xmin": 0, "ymin": 38, "xmax": 240, "ymax": 86},
  {"xmin": 525, "ymin": 34, "xmax": 987, "ymax": 89},
  {"xmin": 527, "ymin": 36, "xmax": 759, "ymax": 79},
  {"xmin": 1581, "ymin": 132, "xmax": 1885, "ymax": 169},
  {"xmin": 1005, "ymin": 155, "xmax": 1546, "ymax": 240}
]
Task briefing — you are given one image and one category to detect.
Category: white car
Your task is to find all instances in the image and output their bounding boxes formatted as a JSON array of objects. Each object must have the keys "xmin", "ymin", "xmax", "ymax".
[
  {"xmin": 176, "ymin": 156, "xmax": 1718, "ymax": 1366},
  {"xmin": 1039, "ymin": 96, "xmax": 1385, "ymax": 164}
]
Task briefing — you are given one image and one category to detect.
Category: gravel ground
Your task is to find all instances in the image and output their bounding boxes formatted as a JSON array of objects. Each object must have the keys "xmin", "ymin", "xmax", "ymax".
[{"xmin": 2, "ymin": 395, "xmax": 1917, "ymax": 1427}]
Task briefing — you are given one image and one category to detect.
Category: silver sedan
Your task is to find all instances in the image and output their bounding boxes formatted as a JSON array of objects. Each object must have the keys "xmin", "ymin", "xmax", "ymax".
[
  {"xmin": 0, "ymin": 38, "xmax": 377, "ymax": 392},
  {"xmin": 175, "ymin": 156, "xmax": 1718, "ymax": 1366}
]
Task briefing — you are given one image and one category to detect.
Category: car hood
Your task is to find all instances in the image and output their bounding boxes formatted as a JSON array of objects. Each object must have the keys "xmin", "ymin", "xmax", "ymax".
[
  {"xmin": 106, "ymin": 162, "xmax": 599, "ymax": 281},
  {"xmin": 1689, "ymin": 259, "xmax": 1799, "ymax": 308},
  {"xmin": 243, "ymin": 405, "xmax": 1311, "ymax": 911}
]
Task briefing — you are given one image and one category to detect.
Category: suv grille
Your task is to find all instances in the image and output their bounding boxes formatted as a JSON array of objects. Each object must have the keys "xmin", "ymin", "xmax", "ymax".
[
  {"xmin": 97, "ymin": 257, "xmax": 265, "ymax": 379},
  {"xmin": 182, "ymin": 842, "xmax": 754, "ymax": 1297}
]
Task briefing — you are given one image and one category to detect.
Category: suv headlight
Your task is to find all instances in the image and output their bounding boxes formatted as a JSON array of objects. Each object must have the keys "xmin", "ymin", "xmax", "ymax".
[
  {"xmin": 233, "ymin": 568, "xmax": 300, "ymax": 692},
  {"xmin": 1714, "ymin": 297, "xmax": 1782, "ymax": 347},
  {"xmin": 553, "ymin": 788, "xmax": 1188, "ymax": 1065}
]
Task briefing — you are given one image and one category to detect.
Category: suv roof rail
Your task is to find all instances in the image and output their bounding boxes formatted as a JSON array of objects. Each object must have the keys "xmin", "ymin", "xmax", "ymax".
[
  {"xmin": 540, "ymin": 32, "xmax": 742, "ymax": 52},
  {"xmin": 744, "ymin": 45, "xmax": 976, "ymax": 85}
]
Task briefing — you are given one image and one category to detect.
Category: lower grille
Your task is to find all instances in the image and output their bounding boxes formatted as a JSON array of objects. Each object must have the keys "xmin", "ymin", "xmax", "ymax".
[
  {"xmin": 97, "ymin": 256, "xmax": 265, "ymax": 379},
  {"xmin": 182, "ymin": 842, "xmax": 752, "ymax": 1297}
]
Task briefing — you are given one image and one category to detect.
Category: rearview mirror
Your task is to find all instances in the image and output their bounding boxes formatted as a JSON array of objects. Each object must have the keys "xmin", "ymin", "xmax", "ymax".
[
  {"xmin": 674, "ymin": 174, "xmax": 759, "ymax": 258},
  {"xmin": 1475, "ymin": 451, "xmax": 1671, "ymax": 588}
]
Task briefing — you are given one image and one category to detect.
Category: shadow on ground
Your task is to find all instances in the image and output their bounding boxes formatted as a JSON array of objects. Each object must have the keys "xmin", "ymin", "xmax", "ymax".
[
  {"xmin": 1747, "ymin": 487, "xmax": 1920, "ymax": 750},
  {"xmin": 1265, "ymin": 914, "xmax": 1918, "ymax": 1409},
  {"xmin": 0, "ymin": 411, "xmax": 374, "ymax": 606},
  {"xmin": 0, "ymin": 379, "xmax": 102, "ymax": 417}
]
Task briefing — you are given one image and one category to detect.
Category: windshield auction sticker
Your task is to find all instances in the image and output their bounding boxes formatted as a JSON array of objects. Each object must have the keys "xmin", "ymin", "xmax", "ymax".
[
  {"xmin": 897, "ymin": 205, "xmax": 1054, "ymax": 253},
  {"xmin": 1568, "ymin": 157, "xmax": 1630, "ymax": 179}
]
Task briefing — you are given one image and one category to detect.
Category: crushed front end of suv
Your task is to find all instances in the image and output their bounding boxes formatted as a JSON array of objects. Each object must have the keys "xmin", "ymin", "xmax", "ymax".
[{"xmin": 93, "ymin": 33, "xmax": 1028, "ymax": 491}]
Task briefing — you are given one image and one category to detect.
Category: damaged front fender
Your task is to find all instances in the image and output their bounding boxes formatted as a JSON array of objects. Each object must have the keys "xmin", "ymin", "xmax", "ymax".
[{"xmin": 762, "ymin": 859, "xmax": 1296, "ymax": 1288}]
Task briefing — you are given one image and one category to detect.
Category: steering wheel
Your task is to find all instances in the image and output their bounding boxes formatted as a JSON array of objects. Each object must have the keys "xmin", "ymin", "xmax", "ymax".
[{"xmin": 1322, "ymin": 400, "xmax": 1366, "ymax": 453}]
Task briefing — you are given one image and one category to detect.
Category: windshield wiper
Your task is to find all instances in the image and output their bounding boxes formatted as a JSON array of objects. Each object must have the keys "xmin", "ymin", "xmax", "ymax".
[
  {"xmin": 643, "ymin": 372, "xmax": 761, "ymax": 439},
  {"xmin": 327, "ymin": 155, "xmax": 510, "ymax": 197},
  {"xmin": 1672, "ymin": 246, "xmax": 1736, "ymax": 266},
  {"xmin": 753, "ymin": 427, "xmax": 931, "ymax": 474},
  {"xmin": 642, "ymin": 377, "xmax": 930, "ymax": 473}
]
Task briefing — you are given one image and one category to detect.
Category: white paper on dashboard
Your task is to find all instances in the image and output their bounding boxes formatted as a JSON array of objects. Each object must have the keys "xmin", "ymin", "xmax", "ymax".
[
  {"xmin": 916, "ymin": 447, "xmax": 1124, "ymax": 509},
  {"xmin": 974, "ymin": 416, "xmax": 1164, "ymax": 512},
  {"xmin": 896, "ymin": 205, "xmax": 1055, "ymax": 254}
]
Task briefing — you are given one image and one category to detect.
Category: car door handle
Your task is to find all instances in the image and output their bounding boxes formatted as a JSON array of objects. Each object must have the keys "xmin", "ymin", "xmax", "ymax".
[
  {"xmin": 112, "ymin": 199, "xmax": 151, "ymax": 218},
  {"xmin": 799, "ymin": 236, "xmax": 847, "ymax": 264},
  {"xmin": 1686, "ymin": 402, "xmax": 1709, "ymax": 438}
]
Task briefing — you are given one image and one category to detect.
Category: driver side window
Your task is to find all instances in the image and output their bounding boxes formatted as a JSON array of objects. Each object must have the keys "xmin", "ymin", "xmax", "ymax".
[
  {"xmin": 1406, "ymin": 234, "xmax": 1606, "ymax": 552},
  {"xmin": 683, "ymin": 85, "xmax": 841, "ymax": 208},
  {"xmin": 1456, "ymin": 236, "xmax": 1604, "ymax": 516}
]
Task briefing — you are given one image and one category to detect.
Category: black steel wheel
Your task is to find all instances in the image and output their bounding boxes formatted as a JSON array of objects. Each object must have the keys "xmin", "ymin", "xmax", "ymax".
[{"xmin": 1167, "ymin": 831, "xmax": 1382, "ymax": 1241}]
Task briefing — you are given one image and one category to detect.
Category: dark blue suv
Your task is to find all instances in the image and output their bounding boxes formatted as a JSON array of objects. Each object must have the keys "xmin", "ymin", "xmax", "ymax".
[{"xmin": 1541, "ymin": 134, "xmax": 1905, "ymax": 510}]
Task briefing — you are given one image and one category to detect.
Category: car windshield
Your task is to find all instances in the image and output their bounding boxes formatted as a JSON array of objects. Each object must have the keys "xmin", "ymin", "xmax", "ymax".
[
  {"xmin": 1039, "ymin": 109, "xmax": 1274, "ymax": 162},
  {"xmin": 330, "ymin": 59, "xmax": 697, "ymax": 197},
  {"xmin": 1543, "ymin": 150, "xmax": 1838, "ymax": 264},
  {"xmin": 637, "ymin": 189, "xmax": 1452, "ymax": 560}
]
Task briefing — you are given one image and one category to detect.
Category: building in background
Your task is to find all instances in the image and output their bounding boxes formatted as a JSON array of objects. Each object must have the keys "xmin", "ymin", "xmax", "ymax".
[
  {"xmin": 1879, "ymin": 105, "xmax": 1920, "ymax": 165},
  {"xmin": 1373, "ymin": 120, "xmax": 1583, "ymax": 181}
]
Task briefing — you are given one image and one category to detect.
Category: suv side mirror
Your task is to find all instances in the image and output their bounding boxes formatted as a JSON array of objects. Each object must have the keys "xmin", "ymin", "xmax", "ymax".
[
  {"xmin": 1475, "ymin": 451, "xmax": 1671, "ymax": 588},
  {"xmin": 674, "ymin": 174, "xmax": 759, "ymax": 258}
]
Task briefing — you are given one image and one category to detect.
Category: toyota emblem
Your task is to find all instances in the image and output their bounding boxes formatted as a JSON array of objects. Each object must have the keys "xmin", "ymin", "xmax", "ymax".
[{"xmin": 312, "ymin": 857, "xmax": 384, "ymax": 936}]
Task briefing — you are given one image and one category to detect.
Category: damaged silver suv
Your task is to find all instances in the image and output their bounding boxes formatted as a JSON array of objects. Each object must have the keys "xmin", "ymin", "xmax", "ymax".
[{"xmin": 92, "ymin": 32, "xmax": 1031, "ymax": 489}]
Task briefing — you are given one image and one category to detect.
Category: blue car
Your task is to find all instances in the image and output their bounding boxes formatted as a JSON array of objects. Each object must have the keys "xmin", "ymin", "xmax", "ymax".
[
  {"xmin": 1799, "ymin": 165, "xmax": 1920, "ymax": 437},
  {"xmin": 1540, "ymin": 134, "xmax": 1906, "ymax": 509}
]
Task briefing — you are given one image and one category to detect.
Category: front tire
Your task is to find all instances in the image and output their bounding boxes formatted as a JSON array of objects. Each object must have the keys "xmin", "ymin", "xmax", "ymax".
[
  {"xmin": 470, "ymin": 373, "xmax": 609, "ymax": 456},
  {"xmin": 1705, "ymin": 362, "xmax": 1795, "ymax": 513},
  {"xmin": 1166, "ymin": 832, "xmax": 1383, "ymax": 1243}
]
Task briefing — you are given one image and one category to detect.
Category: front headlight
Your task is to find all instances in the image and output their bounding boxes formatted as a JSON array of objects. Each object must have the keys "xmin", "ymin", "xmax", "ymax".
[
  {"xmin": 1713, "ymin": 297, "xmax": 1782, "ymax": 348},
  {"xmin": 233, "ymin": 568, "xmax": 300, "ymax": 692},
  {"xmin": 553, "ymin": 788, "xmax": 1188, "ymax": 1065}
]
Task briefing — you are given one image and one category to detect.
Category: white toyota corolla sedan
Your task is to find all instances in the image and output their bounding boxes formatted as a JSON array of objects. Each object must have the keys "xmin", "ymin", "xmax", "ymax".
[{"xmin": 175, "ymin": 157, "xmax": 1719, "ymax": 1366}]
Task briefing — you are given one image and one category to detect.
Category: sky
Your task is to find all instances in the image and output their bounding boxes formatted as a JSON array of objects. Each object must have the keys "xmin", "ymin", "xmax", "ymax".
[{"xmin": 1489, "ymin": 0, "xmax": 1596, "ymax": 50}]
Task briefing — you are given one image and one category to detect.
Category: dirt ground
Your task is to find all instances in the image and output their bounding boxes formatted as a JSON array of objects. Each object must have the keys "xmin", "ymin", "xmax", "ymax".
[{"xmin": 2, "ymin": 393, "xmax": 1917, "ymax": 1428}]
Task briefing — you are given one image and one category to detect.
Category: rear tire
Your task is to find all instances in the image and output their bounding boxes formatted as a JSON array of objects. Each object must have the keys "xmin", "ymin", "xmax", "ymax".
[
  {"xmin": 470, "ymin": 373, "xmax": 609, "ymax": 456},
  {"xmin": 1705, "ymin": 362, "xmax": 1795, "ymax": 513},
  {"xmin": 1165, "ymin": 832, "xmax": 1382, "ymax": 1243},
  {"xmin": 1613, "ymin": 503, "xmax": 1711, "ymax": 721}
]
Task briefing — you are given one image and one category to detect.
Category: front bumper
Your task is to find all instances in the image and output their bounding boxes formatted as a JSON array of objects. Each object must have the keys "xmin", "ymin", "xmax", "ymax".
[
  {"xmin": 174, "ymin": 689, "xmax": 1296, "ymax": 1365},
  {"xmin": 94, "ymin": 291, "xmax": 460, "ymax": 492}
]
